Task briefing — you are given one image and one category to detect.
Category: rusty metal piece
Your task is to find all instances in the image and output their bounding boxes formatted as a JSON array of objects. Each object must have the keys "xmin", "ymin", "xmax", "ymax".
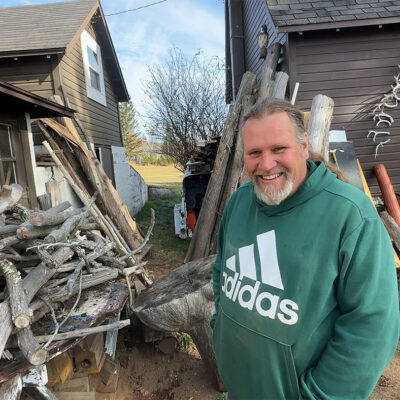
[{"xmin": 373, "ymin": 164, "xmax": 400, "ymax": 226}]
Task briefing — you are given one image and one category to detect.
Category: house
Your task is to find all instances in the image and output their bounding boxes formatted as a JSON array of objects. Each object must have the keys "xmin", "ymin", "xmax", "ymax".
[
  {"xmin": 0, "ymin": 0, "xmax": 147, "ymax": 214},
  {"xmin": 225, "ymin": 0, "xmax": 400, "ymax": 196}
]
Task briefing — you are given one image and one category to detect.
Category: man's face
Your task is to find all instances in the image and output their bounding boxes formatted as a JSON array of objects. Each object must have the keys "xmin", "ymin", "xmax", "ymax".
[{"xmin": 242, "ymin": 111, "xmax": 309, "ymax": 205}]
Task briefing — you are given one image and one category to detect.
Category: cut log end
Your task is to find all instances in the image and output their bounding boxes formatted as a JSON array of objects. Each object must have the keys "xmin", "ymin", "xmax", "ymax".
[
  {"xmin": 13, "ymin": 314, "xmax": 31, "ymax": 329},
  {"xmin": 28, "ymin": 348, "xmax": 48, "ymax": 366}
]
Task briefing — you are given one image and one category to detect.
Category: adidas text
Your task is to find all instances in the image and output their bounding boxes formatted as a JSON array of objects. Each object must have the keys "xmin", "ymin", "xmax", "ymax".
[{"xmin": 222, "ymin": 271, "xmax": 299, "ymax": 325}]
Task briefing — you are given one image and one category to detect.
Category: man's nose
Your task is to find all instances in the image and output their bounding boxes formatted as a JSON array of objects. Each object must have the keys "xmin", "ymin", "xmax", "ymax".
[{"xmin": 258, "ymin": 153, "xmax": 277, "ymax": 171}]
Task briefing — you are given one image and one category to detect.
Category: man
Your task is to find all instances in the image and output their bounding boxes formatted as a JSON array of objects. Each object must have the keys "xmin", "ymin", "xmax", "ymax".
[{"xmin": 211, "ymin": 99, "xmax": 399, "ymax": 400}]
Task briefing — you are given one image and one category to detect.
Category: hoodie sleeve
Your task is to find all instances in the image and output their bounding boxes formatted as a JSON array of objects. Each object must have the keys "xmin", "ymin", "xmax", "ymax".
[{"xmin": 300, "ymin": 216, "xmax": 399, "ymax": 400}]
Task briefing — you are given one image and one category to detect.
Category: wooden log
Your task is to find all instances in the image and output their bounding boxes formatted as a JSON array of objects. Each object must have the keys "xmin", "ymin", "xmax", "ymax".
[
  {"xmin": 258, "ymin": 42, "xmax": 281, "ymax": 100},
  {"xmin": 16, "ymin": 224, "xmax": 58, "ymax": 240},
  {"xmin": 185, "ymin": 72, "xmax": 256, "ymax": 262},
  {"xmin": 0, "ymin": 224, "xmax": 19, "ymax": 236},
  {"xmin": 0, "ymin": 247, "xmax": 74, "ymax": 357},
  {"xmin": 133, "ymin": 255, "xmax": 225, "ymax": 391},
  {"xmin": 44, "ymin": 214, "xmax": 81, "ymax": 243},
  {"xmin": 34, "ymin": 320, "xmax": 130, "ymax": 343},
  {"xmin": 0, "ymin": 235, "xmax": 19, "ymax": 250},
  {"xmin": 30, "ymin": 207, "xmax": 80, "ymax": 228},
  {"xmin": 0, "ymin": 259, "xmax": 30, "ymax": 329},
  {"xmin": 17, "ymin": 327, "xmax": 48, "ymax": 365},
  {"xmin": 209, "ymin": 95, "xmax": 255, "ymax": 254},
  {"xmin": 307, "ymin": 94, "xmax": 334, "ymax": 160},
  {"xmin": 0, "ymin": 374, "xmax": 22, "ymax": 400},
  {"xmin": 0, "ymin": 184, "xmax": 23, "ymax": 214},
  {"xmin": 381, "ymin": 211, "xmax": 400, "ymax": 252},
  {"xmin": 272, "ymin": 71, "xmax": 289, "ymax": 100}
]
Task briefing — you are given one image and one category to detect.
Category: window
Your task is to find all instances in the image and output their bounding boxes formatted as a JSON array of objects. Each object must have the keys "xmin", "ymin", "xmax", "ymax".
[
  {"xmin": 81, "ymin": 30, "xmax": 106, "ymax": 106},
  {"xmin": 0, "ymin": 124, "xmax": 17, "ymax": 185}
]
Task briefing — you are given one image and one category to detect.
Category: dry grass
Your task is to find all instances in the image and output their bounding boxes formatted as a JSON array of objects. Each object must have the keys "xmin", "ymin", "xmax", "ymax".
[{"xmin": 129, "ymin": 162, "xmax": 183, "ymax": 183}]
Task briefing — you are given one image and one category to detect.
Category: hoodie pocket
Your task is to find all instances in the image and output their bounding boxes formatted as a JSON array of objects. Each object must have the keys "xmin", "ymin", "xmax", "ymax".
[{"xmin": 213, "ymin": 310, "xmax": 300, "ymax": 400}]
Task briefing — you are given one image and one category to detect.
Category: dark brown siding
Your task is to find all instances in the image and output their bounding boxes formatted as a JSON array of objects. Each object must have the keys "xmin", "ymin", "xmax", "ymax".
[
  {"xmin": 289, "ymin": 25, "xmax": 400, "ymax": 196},
  {"xmin": 242, "ymin": 0, "xmax": 286, "ymax": 80},
  {"xmin": 60, "ymin": 22, "xmax": 122, "ymax": 147},
  {"xmin": 0, "ymin": 56, "xmax": 54, "ymax": 99}
]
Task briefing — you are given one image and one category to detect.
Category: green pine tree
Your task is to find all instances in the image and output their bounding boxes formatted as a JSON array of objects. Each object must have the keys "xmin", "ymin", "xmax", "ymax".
[{"xmin": 119, "ymin": 100, "xmax": 142, "ymax": 159}]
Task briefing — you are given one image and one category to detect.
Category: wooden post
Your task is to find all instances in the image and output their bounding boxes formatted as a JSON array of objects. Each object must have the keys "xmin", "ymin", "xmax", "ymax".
[
  {"xmin": 258, "ymin": 42, "xmax": 281, "ymax": 100},
  {"xmin": 381, "ymin": 211, "xmax": 400, "ymax": 252},
  {"xmin": 307, "ymin": 95, "xmax": 334, "ymax": 160},
  {"xmin": 272, "ymin": 71, "xmax": 289, "ymax": 100},
  {"xmin": 209, "ymin": 95, "xmax": 255, "ymax": 254},
  {"xmin": 185, "ymin": 72, "xmax": 256, "ymax": 262}
]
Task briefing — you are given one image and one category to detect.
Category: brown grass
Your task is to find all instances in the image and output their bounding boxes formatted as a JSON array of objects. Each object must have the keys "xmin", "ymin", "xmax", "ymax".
[{"xmin": 129, "ymin": 162, "xmax": 183, "ymax": 183}]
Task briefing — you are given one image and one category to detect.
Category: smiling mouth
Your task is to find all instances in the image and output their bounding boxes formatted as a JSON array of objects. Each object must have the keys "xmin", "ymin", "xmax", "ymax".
[{"xmin": 257, "ymin": 172, "xmax": 284, "ymax": 181}]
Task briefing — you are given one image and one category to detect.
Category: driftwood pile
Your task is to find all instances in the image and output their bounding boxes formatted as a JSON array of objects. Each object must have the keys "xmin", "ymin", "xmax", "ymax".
[{"xmin": 0, "ymin": 181, "xmax": 153, "ymax": 381}]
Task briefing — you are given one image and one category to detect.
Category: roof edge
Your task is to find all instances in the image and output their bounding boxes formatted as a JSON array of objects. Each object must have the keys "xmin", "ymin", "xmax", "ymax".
[
  {"xmin": 0, "ymin": 48, "xmax": 65, "ymax": 59},
  {"xmin": 277, "ymin": 16, "xmax": 400, "ymax": 33},
  {"xmin": 0, "ymin": 80, "xmax": 75, "ymax": 118}
]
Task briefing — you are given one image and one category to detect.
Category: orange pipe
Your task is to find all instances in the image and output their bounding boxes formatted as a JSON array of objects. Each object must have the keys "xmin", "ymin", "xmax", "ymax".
[{"xmin": 373, "ymin": 164, "xmax": 400, "ymax": 226}]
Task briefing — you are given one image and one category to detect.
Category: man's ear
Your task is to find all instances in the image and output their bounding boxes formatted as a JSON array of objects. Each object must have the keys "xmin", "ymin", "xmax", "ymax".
[{"xmin": 302, "ymin": 132, "xmax": 310, "ymax": 159}]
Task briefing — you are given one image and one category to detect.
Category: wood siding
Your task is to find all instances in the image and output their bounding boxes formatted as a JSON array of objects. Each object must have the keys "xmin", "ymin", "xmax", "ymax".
[
  {"xmin": 0, "ymin": 57, "xmax": 54, "ymax": 99},
  {"xmin": 59, "ymin": 21, "xmax": 122, "ymax": 147},
  {"xmin": 289, "ymin": 25, "xmax": 400, "ymax": 196},
  {"xmin": 242, "ymin": 0, "xmax": 286, "ymax": 80}
]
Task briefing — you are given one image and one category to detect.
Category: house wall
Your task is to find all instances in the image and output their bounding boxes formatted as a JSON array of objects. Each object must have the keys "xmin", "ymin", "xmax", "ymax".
[
  {"xmin": 0, "ymin": 56, "xmax": 54, "ymax": 99},
  {"xmin": 289, "ymin": 24, "xmax": 400, "ymax": 196},
  {"xmin": 112, "ymin": 146, "xmax": 148, "ymax": 216},
  {"xmin": 242, "ymin": 0, "xmax": 286, "ymax": 80},
  {"xmin": 58, "ymin": 22, "xmax": 122, "ymax": 149}
]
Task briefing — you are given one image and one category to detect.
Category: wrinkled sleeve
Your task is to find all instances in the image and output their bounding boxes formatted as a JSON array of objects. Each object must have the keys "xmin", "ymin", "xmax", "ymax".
[
  {"xmin": 300, "ymin": 217, "xmax": 399, "ymax": 399},
  {"xmin": 210, "ymin": 214, "xmax": 226, "ymax": 330}
]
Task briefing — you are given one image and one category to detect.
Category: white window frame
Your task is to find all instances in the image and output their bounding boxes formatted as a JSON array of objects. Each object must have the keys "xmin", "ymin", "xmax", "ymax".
[{"xmin": 81, "ymin": 30, "xmax": 107, "ymax": 106}]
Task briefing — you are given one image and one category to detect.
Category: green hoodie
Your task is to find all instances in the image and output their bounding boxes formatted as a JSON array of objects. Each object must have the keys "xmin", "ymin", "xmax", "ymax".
[{"xmin": 212, "ymin": 161, "xmax": 398, "ymax": 400}]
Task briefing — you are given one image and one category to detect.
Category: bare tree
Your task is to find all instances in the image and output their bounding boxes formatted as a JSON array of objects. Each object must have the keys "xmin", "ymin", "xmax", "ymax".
[{"xmin": 144, "ymin": 48, "xmax": 227, "ymax": 171}]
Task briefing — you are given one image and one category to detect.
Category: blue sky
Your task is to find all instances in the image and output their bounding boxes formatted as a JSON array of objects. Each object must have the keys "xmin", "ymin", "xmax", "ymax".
[{"xmin": 1, "ymin": 0, "xmax": 225, "ymax": 127}]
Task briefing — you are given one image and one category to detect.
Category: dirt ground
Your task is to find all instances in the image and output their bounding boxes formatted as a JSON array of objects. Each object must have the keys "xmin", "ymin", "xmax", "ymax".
[{"xmin": 88, "ymin": 254, "xmax": 400, "ymax": 400}]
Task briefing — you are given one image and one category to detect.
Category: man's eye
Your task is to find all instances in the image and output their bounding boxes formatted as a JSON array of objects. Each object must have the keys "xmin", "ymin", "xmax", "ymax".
[
  {"xmin": 248, "ymin": 151, "xmax": 261, "ymax": 156},
  {"xmin": 273, "ymin": 147, "xmax": 285, "ymax": 153}
]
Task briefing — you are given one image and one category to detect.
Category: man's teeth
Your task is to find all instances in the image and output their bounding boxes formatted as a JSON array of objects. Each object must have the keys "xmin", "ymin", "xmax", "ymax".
[{"xmin": 260, "ymin": 173, "xmax": 281, "ymax": 180}]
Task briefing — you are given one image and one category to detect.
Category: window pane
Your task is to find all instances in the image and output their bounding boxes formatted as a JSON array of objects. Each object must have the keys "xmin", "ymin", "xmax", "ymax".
[
  {"xmin": 90, "ymin": 68, "xmax": 101, "ymax": 91},
  {"xmin": 0, "ymin": 125, "xmax": 12, "ymax": 158},
  {"xmin": 87, "ymin": 47, "xmax": 99, "ymax": 70}
]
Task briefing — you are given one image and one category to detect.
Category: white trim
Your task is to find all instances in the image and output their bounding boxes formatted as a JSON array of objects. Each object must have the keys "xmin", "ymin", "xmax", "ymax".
[{"xmin": 80, "ymin": 30, "xmax": 107, "ymax": 106}]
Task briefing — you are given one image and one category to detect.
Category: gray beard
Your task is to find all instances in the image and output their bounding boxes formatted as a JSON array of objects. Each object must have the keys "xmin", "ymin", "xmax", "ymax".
[{"xmin": 253, "ymin": 174, "xmax": 294, "ymax": 206}]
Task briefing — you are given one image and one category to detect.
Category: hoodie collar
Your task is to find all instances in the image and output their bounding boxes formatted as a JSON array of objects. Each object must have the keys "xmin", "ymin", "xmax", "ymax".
[{"xmin": 252, "ymin": 161, "xmax": 337, "ymax": 216}]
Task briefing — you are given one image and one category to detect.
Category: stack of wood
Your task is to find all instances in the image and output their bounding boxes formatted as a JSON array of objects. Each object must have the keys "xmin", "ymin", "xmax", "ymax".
[
  {"xmin": 0, "ymin": 182, "xmax": 153, "ymax": 387},
  {"xmin": 186, "ymin": 137, "xmax": 221, "ymax": 174}
]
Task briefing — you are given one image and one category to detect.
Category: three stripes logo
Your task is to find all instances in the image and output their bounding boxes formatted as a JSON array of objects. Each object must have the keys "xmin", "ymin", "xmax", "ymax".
[{"xmin": 221, "ymin": 230, "xmax": 299, "ymax": 325}]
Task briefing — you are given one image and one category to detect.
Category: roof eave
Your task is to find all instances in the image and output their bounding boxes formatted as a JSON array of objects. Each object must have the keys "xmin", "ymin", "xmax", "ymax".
[
  {"xmin": 0, "ymin": 80, "xmax": 75, "ymax": 118},
  {"xmin": 0, "ymin": 48, "xmax": 65, "ymax": 59},
  {"xmin": 276, "ymin": 16, "xmax": 400, "ymax": 33}
]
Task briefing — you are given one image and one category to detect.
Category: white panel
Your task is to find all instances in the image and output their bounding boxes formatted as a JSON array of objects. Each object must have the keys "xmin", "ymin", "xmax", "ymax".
[
  {"xmin": 238, "ymin": 244, "xmax": 257, "ymax": 281},
  {"xmin": 226, "ymin": 255, "xmax": 236, "ymax": 272},
  {"xmin": 257, "ymin": 230, "xmax": 284, "ymax": 290}
]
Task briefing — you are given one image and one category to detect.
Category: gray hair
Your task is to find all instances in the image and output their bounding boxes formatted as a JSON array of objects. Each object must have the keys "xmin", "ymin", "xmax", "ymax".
[{"xmin": 243, "ymin": 98, "xmax": 306, "ymax": 144}]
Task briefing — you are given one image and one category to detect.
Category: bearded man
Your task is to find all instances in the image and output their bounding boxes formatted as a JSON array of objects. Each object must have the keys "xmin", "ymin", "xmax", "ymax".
[{"xmin": 211, "ymin": 99, "xmax": 399, "ymax": 400}]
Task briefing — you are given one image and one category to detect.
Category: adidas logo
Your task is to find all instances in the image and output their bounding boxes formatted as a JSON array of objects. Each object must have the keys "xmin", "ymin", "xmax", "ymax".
[{"xmin": 221, "ymin": 230, "xmax": 299, "ymax": 326}]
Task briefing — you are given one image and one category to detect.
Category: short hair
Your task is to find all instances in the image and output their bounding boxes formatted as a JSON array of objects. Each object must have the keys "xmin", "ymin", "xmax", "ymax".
[{"xmin": 243, "ymin": 98, "xmax": 306, "ymax": 144}]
